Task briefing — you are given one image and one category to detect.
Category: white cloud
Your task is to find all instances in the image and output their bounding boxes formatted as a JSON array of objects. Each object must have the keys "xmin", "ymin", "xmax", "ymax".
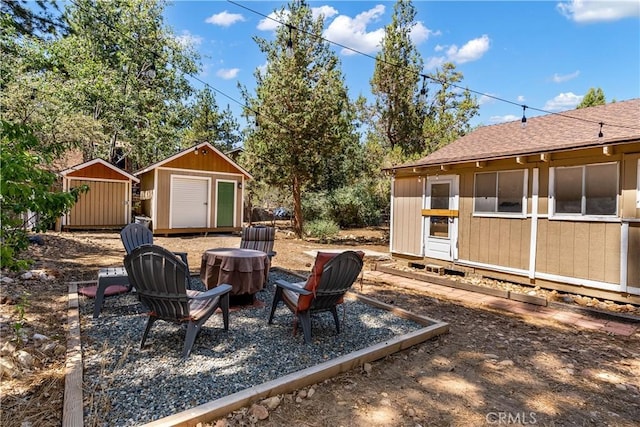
[
  {"xmin": 478, "ymin": 94, "xmax": 497, "ymax": 105},
  {"xmin": 490, "ymin": 114, "xmax": 519, "ymax": 124},
  {"xmin": 323, "ymin": 5, "xmax": 386, "ymax": 55},
  {"xmin": 174, "ymin": 30, "xmax": 203, "ymax": 48},
  {"xmin": 551, "ymin": 70, "xmax": 580, "ymax": 83},
  {"xmin": 257, "ymin": 10, "xmax": 289, "ymax": 31},
  {"xmin": 543, "ymin": 92, "xmax": 583, "ymax": 111},
  {"xmin": 517, "ymin": 95, "xmax": 526, "ymax": 103},
  {"xmin": 557, "ymin": 0, "xmax": 639, "ymax": 23},
  {"xmin": 446, "ymin": 35, "xmax": 490, "ymax": 64},
  {"xmin": 216, "ymin": 68, "xmax": 240, "ymax": 80},
  {"xmin": 312, "ymin": 5, "xmax": 338, "ymax": 20},
  {"xmin": 426, "ymin": 35, "xmax": 490, "ymax": 69},
  {"xmin": 410, "ymin": 22, "xmax": 437, "ymax": 45},
  {"xmin": 205, "ymin": 11, "xmax": 245, "ymax": 27}
]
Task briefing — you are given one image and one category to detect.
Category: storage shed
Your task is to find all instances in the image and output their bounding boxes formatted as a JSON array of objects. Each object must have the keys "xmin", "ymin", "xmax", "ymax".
[
  {"xmin": 59, "ymin": 158, "xmax": 139, "ymax": 230},
  {"xmin": 134, "ymin": 142, "xmax": 252, "ymax": 234},
  {"xmin": 387, "ymin": 99, "xmax": 640, "ymax": 304}
]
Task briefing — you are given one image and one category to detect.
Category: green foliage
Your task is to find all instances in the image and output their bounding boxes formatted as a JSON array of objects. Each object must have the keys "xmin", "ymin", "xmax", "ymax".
[
  {"xmin": 0, "ymin": 120, "xmax": 86, "ymax": 271},
  {"xmin": 577, "ymin": 88, "xmax": 606, "ymax": 109},
  {"xmin": 12, "ymin": 292, "xmax": 31, "ymax": 343},
  {"xmin": 240, "ymin": 0, "xmax": 357, "ymax": 237},
  {"xmin": 303, "ymin": 219, "xmax": 340, "ymax": 241},
  {"xmin": 302, "ymin": 191, "xmax": 331, "ymax": 222},
  {"xmin": 328, "ymin": 183, "xmax": 383, "ymax": 228}
]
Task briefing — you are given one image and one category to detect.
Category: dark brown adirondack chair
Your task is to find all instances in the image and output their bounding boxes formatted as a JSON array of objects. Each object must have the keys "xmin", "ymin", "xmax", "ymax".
[
  {"xmin": 120, "ymin": 223, "xmax": 190, "ymax": 272},
  {"xmin": 124, "ymin": 244, "xmax": 232, "ymax": 359},
  {"xmin": 239, "ymin": 225, "xmax": 276, "ymax": 260},
  {"xmin": 268, "ymin": 250, "xmax": 364, "ymax": 343}
]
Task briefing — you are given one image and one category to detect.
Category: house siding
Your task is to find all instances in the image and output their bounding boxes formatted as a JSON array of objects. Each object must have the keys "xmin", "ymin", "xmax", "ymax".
[{"xmin": 390, "ymin": 178, "xmax": 423, "ymax": 255}]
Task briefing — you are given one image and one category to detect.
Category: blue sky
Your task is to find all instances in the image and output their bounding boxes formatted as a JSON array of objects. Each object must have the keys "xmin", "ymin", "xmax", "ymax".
[{"xmin": 164, "ymin": 0, "xmax": 640, "ymax": 128}]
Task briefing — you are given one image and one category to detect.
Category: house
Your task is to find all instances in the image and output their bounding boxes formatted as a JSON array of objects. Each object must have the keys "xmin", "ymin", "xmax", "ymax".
[
  {"xmin": 134, "ymin": 141, "xmax": 252, "ymax": 234},
  {"xmin": 59, "ymin": 158, "xmax": 139, "ymax": 230},
  {"xmin": 387, "ymin": 99, "xmax": 640, "ymax": 304}
]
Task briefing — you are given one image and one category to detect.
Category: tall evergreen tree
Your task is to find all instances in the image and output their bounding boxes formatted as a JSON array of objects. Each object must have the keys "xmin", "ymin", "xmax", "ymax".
[
  {"xmin": 577, "ymin": 87, "xmax": 606, "ymax": 109},
  {"xmin": 240, "ymin": 0, "xmax": 357, "ymax": 237},
  {"xmin": 370, "ymin": 0, "xmax": 424, "ymax": 157}
]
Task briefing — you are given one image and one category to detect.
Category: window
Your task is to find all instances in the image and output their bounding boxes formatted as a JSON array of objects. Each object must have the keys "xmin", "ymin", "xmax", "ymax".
[
  {"xmin": 551, "ymin": 162, "xmax": 618, "ymax": 216},
  {"xmin": 474, "ymin": 170, "xmax": 526, "ymax": 214}
]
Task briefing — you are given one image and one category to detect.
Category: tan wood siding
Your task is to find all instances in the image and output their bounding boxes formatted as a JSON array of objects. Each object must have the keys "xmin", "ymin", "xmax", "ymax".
[
  {"xmin": 67, "ymin": 180, "xmax": 126, "ymax": 226},
  {"xmin": 154, "ymin": 169, "xmax": 242, "ymax": 231},
  {"xmin": 536, "ymin": 220, "xmax": 620, "ymax": 282},
  {"xmin": 621, "ymin": 152, "xmax": 640, "ymax": 218},
  {"xmin": 66, "ymin": 163, "xmax": 129, "ymax": 180},
  {"xmin": 391, "ymin": 178, "xmax": 423, "ymax": 255},
  {"xmin": 164, "ymin": 151, "xmax": 240, "ymax": 174}
]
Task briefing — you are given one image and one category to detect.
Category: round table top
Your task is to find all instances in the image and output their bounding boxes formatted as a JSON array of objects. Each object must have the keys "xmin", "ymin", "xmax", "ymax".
[{"xmin": 204, "ymin": 248, "xmax": 266, "ymax": 258}]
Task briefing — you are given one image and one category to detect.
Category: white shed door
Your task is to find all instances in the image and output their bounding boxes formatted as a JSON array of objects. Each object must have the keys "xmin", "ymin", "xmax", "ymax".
[{"xmin": 171, "ymin": 177, "xmax": 209, "ymax": 228}]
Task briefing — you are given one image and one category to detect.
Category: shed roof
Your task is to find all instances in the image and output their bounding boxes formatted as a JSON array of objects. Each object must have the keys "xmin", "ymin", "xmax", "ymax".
[
  {"xmin": 133, "ymin": 141, "xmax": 253, "ymax": 179},
  {"xmin": 59, "ymin": 158, "xmax": 139, "ymax": 182},
  {"xmin": 396, "ymin": 98, "xmax": 640, "ymax": 170}
]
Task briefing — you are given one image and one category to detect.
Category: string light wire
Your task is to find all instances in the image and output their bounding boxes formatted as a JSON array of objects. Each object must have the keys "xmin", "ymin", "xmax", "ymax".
[{"xmin": 227, "ymin": 0, "xmax": 640, "ymax": 133}]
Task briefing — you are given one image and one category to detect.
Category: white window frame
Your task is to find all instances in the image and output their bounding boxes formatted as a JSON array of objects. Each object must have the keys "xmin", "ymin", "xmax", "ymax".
[
  {"xmin": 473, "ymin": 169, "xmax": 528, "ymax": 218},
  {"xmin": 637, "ymin": 159, "xmax": 640, "ymax": 209},
  {"xmin": 549, "ymin": 161, "xmax": 619, "ymax": 221}
]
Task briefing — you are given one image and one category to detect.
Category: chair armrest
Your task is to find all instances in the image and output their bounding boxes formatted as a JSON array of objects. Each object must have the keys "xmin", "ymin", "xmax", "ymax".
[
  {"xmin": 173, "ymin": 252, "xmax": 189, "ymax": 266},
  {"xmin": 189, "ymin": 284, "xmax": 232, "ymax": 300},
  {"xmin": 275, "ymin": 279, "xmax": 312, "ymax": 295}
]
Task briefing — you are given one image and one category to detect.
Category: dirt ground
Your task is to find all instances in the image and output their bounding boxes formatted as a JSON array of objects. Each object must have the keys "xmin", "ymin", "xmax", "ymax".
[{"xmin": 1, "ymin": 224, "xmax": 639, "ymax": 427}]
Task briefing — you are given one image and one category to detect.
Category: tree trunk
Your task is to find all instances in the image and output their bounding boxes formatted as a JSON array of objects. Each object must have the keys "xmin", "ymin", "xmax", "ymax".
[{"xmin": 292, "ymin": 174, "xmax": 303, "ymax": 238}]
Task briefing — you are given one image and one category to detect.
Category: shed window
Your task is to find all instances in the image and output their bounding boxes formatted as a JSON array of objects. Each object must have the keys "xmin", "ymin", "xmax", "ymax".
[
  {"xmin": 474, "ymin": 170, "xmax": 526, "ymax": 214},
  {"xmin": 552, "ymin": 162, "xmax": 618, "ymax": 216}
]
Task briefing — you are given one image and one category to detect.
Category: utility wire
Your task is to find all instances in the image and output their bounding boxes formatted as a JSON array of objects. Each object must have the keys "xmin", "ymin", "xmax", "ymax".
[{"xmin": 228, "ymin": 0, "xmax": 640, "ymax": 132}]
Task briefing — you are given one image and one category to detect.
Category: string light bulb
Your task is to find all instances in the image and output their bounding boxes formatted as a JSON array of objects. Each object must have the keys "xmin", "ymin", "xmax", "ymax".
[
  {"xmin": 598, "ymin": 122, "xmax": 604, "ymax": 138},
  {"xmin": 286, "ymin": 24, "xmax": 293, "ymax": 57},
  {"xmin": 521, "ymin": 105, "xmax": 527, "ymax": 128}
]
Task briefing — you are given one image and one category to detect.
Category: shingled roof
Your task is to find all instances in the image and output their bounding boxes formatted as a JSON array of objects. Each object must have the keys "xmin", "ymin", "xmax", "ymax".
[{"xmin": 397, "ymin": 98, "xmax": 640, "ymax": 170}]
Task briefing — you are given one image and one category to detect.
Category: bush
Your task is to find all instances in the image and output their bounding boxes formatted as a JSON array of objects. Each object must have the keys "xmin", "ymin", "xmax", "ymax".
[
  {"xmin": 303, "ymin": 219, "xmax": 339, "ymax": 241},
  {"xmin": 302, "ymin": 191, "xmax": 331, "ymax": 222},
  {"xmin": 328, "ymin": 183, "xmax": 382, "ymax": 228}
]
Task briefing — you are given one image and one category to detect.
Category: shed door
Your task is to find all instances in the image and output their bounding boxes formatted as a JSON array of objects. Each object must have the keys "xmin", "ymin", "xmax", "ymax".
[
  {"xmin": 216, "ymin": 181, "xmax": 235, "ymax": 227},
  {"xmin": 170, "ymin": 176, "xmax": 209, "ymax": 228},
  {"xmin": 68, "ymin": 179, "xmax": 128, "ymax": 226},
  {"xmin": 424, "ymin": 175, "xmax": 459, "ymax": 261}
]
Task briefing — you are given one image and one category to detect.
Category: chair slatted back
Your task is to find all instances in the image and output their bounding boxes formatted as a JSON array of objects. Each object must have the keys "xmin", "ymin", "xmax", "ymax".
[
  {"xmin": 124, "ymin": 244, "xmax": 191, "ymax": 321},
  {"xmin": 121, "ymin": 223, "xmax": 154, "ymax": 255},
  {"xmin": 240, "ymin": 226, "xmax": 275, "ymax": 254},
  {"xmin": 309, "ymin": 251, "xmax": 363, "ymax": 312}
]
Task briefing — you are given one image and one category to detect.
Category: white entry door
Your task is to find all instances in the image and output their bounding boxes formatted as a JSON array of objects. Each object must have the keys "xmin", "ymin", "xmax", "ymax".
[
  {"xmin": 170, "ymin": 176, "xmax": 209, "ymax": 228},
  {"xmin": 424, "ymin": 175, "xmax": 459, "ymax": 261}
]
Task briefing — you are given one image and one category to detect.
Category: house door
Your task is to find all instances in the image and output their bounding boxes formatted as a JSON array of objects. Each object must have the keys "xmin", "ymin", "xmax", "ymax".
[
  {"xmin": 216, "ymin": 181, "xmax": 235, "ymax": 227},
  {"xmin": 424, "ymin": 175, "xmax": 459, "ymax": 261},
  {"xmin": 170, "ymin": 176, "xmax": 209, "ymax": 228},
  {"xmin": 68, "ymin": 179, "xmax": 128, "ymax": 226}
]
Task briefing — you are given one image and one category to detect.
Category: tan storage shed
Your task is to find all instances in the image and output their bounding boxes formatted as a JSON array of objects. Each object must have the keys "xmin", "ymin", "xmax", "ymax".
[
  {"xmin": 387, "ymin": 99, "xmax": 640, "ymax": 304},
  {"xmin": 59, "ymin": 158, "xmax": 139, "ymax": 230},
  {"xmin": 134, "ymin": 142, "xmax": 252, "ymax": 235}
]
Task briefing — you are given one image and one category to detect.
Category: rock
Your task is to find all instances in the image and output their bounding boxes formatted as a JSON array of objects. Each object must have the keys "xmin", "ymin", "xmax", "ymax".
[
  {"xmin": 16, "ymin": 350, "xmax": 34, "ymax": 368},
  {"xmin": 406, "ymin": 408, "xmax": 416, "ymax": 417},
  {"xmin": 307, "ymin": 387, "xmax": 315, "ymax": 398},
  {"xmin": 33, "ymin": 333, "xmax": 49, "ymax": 342},
  {"xmin": 262, "ymin": 396, "xmax": 281, "ymax": 410},
  {"xmin": 41, "ymin": 342, "xmax": 58, "ymax": 354},
  {"xmin": 213, "ymin": 419, "xmax": 229, "ymax": 427},
  {"xmin": 20, "ymin": 272, "xmax": 33, "ymax": 280},
  {"xmin": 297, "ymin": 390, "xmax": 307, "ymax": 399},
  {"xmin": 249, "ymin": 404, "xmax": 269, "ymax": 420},
  {"xmin": 616, "ymin": 384, "xmax": 627, "ymax": 391},
  {"xmin": 54, "ymin": 345, "xmax": 66, "ymax": 355},
  {"xmin": 363, "ymin": 362, "xmax": 372, "ymax": 374},
  {"xmin": 484, "ymin": 354, "xmax": 499, "ymax": 360},
  {"xmin": 0, "ymin": 276, "xmax": 14, "ymax": 284},
  {"xmin": 295, "ymin": 396, "xmax": 303, "ymax": 403},
  {"xmin": 380, "ymin": 398, "xmax": 392, "ymax": 406}
]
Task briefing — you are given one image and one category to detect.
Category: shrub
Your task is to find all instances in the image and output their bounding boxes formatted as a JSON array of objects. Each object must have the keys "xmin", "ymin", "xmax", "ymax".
[
  {"xmin": 302, "ymin": 191, "xmax": 331, "ymax": 222},
  {"xmin": 303, "ymin": 219, "xmax": 339, "ymax": 241},
  {"xmin": 328, "ymin": 183, "xmax": 382, "ymax": 228}
]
